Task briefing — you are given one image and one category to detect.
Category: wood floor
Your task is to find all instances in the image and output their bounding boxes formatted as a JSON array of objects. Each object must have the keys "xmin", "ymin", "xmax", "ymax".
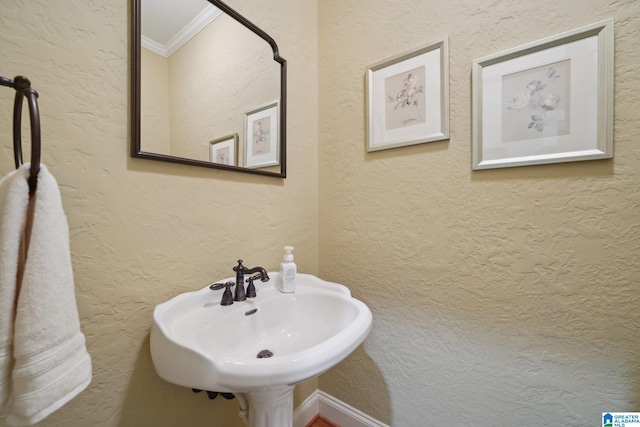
[{"xmin": 305, "ymin": 414, "xmax": 340, "ymax": 427}]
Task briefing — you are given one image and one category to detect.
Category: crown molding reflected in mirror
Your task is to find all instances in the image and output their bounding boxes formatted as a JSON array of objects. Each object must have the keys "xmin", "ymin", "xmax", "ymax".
[{"xmin": 131, "ymin": 0, "xmax": 287, "ymax": 178}]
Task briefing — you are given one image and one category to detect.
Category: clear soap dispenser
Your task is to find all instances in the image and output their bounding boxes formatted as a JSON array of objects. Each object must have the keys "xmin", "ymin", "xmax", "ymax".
[{"xmin": 277, "ymin": 246, "xmax": 296, "ymax": 293}]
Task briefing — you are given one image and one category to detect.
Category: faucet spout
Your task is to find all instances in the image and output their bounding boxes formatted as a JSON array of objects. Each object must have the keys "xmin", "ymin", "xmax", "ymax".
[{"xmin": 244, "ymin": 266, "xmax": 270, "ymax": 282}]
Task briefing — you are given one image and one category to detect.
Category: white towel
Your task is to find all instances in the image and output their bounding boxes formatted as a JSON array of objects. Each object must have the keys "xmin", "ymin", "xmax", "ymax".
[
  {"xmin": 0, "ymin": 166, "xmax": 30, "ymax": 414},
  {"xmin": 0, "ymin": 164, "xmax": 91, "ymax": 426}
]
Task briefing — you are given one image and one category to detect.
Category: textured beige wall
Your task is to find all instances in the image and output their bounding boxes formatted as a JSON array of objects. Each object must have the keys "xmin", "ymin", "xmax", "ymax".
[
  {"xmin": 318, "ymin": 0, "xmax": 640, "ymax": 426},
  {"xmin": 0, "ymin": 0, "xmax": 317, "ymax": 426}
]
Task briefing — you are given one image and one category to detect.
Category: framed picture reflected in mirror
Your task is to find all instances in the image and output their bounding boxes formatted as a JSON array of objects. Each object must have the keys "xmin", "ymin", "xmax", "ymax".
[
  {"xmin": 209, "ymin": 133, "xmax": 237, "ymax": 166},
  {"xmin": 244, "ymin": 101, "xmax": 279, "ymax": 169}
]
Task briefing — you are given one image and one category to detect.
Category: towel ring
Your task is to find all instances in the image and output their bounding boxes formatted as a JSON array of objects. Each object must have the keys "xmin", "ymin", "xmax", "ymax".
[
  {"xmin": 12, "ymin": 76, "xmax": 41, "ymax": 194},
  {"xmin": 1, "ymin": 75, "xmax": 41, "ymax": 195}
]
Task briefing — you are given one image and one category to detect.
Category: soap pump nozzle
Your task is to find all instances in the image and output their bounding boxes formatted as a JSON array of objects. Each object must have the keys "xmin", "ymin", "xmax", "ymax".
[{"xmin": 283, "ymin": 246, "xmax": 294, "ymax": 262}]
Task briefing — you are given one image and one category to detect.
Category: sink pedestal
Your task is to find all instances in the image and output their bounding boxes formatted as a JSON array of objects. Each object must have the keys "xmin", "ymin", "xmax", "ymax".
[{"xmin": 247, "ymin": 385, "xmax": 294, "ymax": 427}]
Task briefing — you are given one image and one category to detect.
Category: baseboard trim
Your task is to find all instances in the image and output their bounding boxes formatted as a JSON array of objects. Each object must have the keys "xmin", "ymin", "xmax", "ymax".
[
  {"xmin": 293, "ymin": 390, "xmax": 390, "ymax": 427},
  {"xmin": 294, "ymin": 391, "xmax": 319, "ymax": 427}
]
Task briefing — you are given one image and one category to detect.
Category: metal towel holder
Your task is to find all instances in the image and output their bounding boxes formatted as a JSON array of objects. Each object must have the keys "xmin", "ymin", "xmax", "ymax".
[{"xmin": 0, "ymin": 75, "xmax": 41, "ymax": 195}]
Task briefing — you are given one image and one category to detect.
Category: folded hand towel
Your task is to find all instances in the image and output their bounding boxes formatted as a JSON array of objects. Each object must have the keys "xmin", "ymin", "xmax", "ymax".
[
  {"xmin": 0, "ymin": 166, "xmax": 30, "ymax": 413},
  {"xmin": 0, "ymin": 164, "xmax": 91, "ymax": 426}
]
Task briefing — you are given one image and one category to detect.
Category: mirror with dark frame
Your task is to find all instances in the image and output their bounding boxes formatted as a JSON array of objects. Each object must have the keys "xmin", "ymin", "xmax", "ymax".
[{"xmin": 131, "ymin": 0, "xmax": 287, "ymax": 178}]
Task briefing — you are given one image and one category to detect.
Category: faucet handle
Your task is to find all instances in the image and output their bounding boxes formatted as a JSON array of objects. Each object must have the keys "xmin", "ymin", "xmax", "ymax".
[
  {"xmin": 210, "ymin": 281, "xmax": 235, "ymax": 306},
  {"xmin": 245, "ymin": 276, "xmax": 258, "ymax": 298}
]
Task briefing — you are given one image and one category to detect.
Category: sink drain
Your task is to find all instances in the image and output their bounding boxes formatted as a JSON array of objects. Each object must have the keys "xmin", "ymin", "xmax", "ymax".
[{"xmin": 257, "ymin": 349, "xmax": 273, "ymax": 358}]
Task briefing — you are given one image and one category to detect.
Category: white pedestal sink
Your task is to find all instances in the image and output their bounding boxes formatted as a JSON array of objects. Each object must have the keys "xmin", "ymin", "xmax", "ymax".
[{"xmin": 150, "ymin": 273, "xmax": 372, "ymax": 427}]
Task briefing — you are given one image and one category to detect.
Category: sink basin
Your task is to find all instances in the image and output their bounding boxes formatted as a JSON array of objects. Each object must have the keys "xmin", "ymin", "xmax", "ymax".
[{"xmin": 150, "ymin": 273, "xmax": 372, "ymax": 393}]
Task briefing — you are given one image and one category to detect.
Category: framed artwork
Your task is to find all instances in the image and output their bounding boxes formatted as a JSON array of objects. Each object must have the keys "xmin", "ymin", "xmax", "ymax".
[
  {"xmin": 244, "ymin": 101, "xmax": 279, "ymax": 168},
  {"xmin": 366, "ymin": 38, "xmax": 449, "ymax": 152},
  {"xmin": 209, "ymin": 134, "xmax": 237, "ymax": 166},
  {"xmin": 472, "ymin": 19, "xmax": 614, "ymax": 170}
]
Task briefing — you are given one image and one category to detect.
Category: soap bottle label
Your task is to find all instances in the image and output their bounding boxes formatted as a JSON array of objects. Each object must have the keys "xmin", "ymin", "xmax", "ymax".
[{"xmin": 283, "ymin": 268, "xmax": 295, "ymax": 282}]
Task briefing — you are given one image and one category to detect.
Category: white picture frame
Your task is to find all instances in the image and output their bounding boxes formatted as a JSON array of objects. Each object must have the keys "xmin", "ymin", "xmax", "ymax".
[
  {"xmin": 366, "ymin": 38, "xmax": 449, "ymax": 152},
  {"xmin": 472, "ymin": 19, "xmax": 614, "ymax": 170},
  {"xmin": 209, "ymin": 133, "xmax": 237, "ymax": 166},
  {"xmin": 244, "ymin": 101, "xmax": 279, "ymax": 169}
]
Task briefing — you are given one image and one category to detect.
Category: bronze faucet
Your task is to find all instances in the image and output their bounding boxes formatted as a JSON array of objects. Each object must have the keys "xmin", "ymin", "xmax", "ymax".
[
  {"xmin": 233, "ymin": 260, "xmax": 269, "ymax": 301},
  {"xmin": 210, "ymin": 260, "xmax": 269, "ymax": 305}
]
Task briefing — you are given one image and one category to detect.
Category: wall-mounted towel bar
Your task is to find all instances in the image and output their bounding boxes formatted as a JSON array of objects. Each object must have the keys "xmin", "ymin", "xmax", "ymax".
[{"xmin": 0, "ymin": 75, "xmax": 41, "ymax": 195}]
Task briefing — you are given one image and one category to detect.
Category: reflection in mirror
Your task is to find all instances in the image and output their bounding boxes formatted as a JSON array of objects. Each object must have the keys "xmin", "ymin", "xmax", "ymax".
[{"xmin": 132, "ymin": 0, "xmax": 286, "ymax": 177}]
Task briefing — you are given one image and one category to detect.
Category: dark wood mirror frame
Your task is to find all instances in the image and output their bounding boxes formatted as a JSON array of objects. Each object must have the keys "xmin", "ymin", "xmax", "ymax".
[{"xmin": 131, "ymin": 0, "xmax": 287, "ymax": 178}]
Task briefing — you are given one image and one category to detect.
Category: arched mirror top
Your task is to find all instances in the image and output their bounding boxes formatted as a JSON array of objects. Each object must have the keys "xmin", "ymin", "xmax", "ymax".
[{"xmin": 131, "ymin": 0, "xmax": 287, "ymax": 178}]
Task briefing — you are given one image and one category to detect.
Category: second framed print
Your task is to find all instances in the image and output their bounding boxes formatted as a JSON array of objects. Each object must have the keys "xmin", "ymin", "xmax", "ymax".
[
  {"xmin": 366, "ymin": 38, "xmax": 449, "ymax": 152},
  {"xmin": 472, "ymin": 19, "xmax": 614, "ymax": 170},
  {"xmin": 244, "ymin": 101, "xmax": 279, "ymax": 169}
]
